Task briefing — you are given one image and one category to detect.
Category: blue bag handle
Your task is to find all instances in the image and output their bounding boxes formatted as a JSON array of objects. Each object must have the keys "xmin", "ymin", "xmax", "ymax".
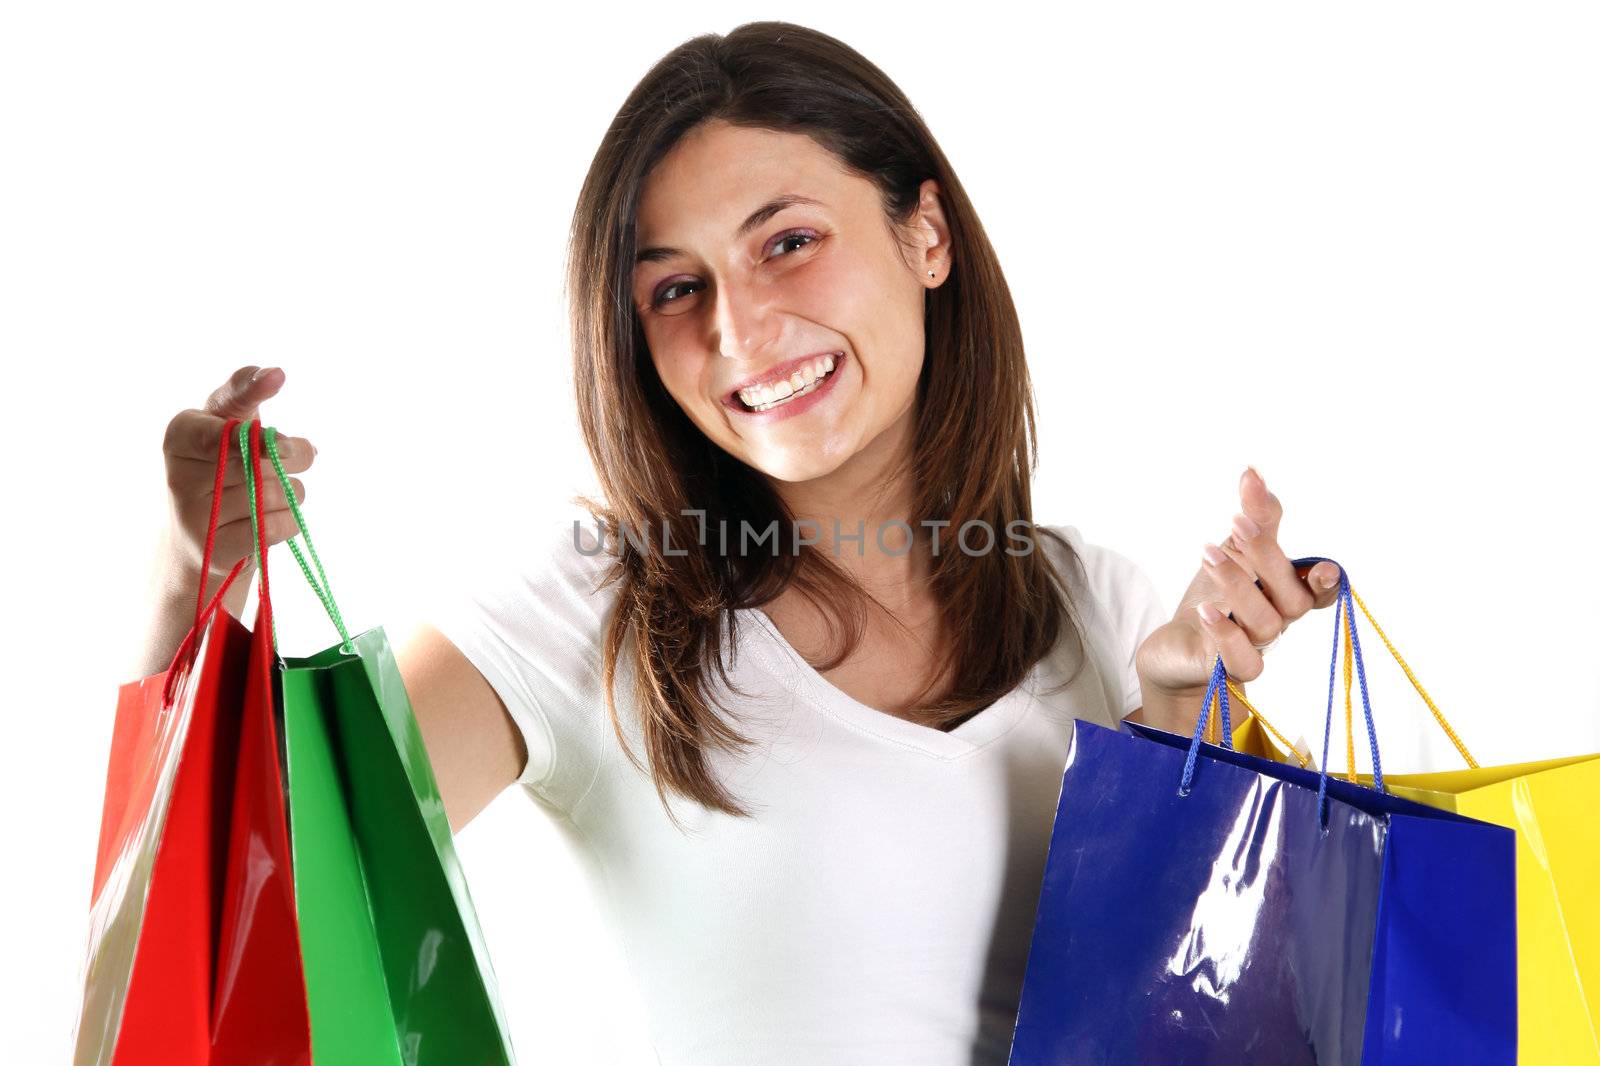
[{"xmin": 1177, "ymin": 556, "xmax": 1386, "ymax": 828}]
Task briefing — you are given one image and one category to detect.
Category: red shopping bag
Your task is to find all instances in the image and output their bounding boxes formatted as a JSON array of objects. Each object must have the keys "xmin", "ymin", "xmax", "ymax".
[
  {"xmin": 210, "ymin": 424, "xmax": 310, "ymax": 1060},
  {"xmin": 73, "ymin": 417, "xmax": 311, "ymax": 1065}
]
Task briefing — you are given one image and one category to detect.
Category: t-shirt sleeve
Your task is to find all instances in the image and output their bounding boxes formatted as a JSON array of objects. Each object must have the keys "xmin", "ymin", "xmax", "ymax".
[
  {"xmin": 422, "ymin": 514, "xmax": 615, "ymax": 815},
  {"xmin": 1053, "ymin": 527, "xmax": 1170, "ymax": 719}
]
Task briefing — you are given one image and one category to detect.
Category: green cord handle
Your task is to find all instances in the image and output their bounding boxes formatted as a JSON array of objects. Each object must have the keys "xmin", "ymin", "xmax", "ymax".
[
  {"xmin": 237, "ymin": 420, "xmax": 277, "ymax": 652},
  {"xmin": 238, "ymin": 418, "xmax": 354, "ymax": 655}
]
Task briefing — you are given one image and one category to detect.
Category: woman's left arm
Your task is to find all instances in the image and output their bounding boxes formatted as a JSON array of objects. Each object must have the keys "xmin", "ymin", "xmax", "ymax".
[{"xmin": 1127, "ymin": 466, "xmax": 1344, "ymax": 737}]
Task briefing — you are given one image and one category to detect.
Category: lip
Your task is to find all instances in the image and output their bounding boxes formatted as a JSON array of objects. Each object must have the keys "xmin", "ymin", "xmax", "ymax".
[
  {"xmin": 723, "ymin": 349, "xmax": 847, "ymax": 422},
  {"xmin": 721, "ymin": 349, "xmax": 846, "ymax": 410}
]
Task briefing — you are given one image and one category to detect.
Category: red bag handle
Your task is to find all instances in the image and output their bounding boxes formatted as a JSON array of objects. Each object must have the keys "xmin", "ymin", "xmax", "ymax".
[{"xmin": 159, "ymin": 417, "xmax": 253, "ymax": 707}]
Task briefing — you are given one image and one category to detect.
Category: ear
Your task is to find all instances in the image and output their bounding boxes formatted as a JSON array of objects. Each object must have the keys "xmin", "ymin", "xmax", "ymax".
[{"xmin": 912, "ymin": 178, "xmax": 952, "ymax": 285}]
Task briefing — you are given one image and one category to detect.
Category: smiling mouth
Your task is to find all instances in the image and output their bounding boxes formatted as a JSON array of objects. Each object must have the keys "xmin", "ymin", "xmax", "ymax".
[
  {"xmin": 731, "ymin": 351, "xmax": 843, "ymax": 412},
  {"xmin": 742, "ymin": 372, "xmax": 829, "ymax": 412}
]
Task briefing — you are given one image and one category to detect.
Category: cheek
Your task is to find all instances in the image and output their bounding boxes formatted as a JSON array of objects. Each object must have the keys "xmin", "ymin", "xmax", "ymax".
[
  {"xmin": 791, "ymin": 246, "xmax": 879, "ymax": 322},
  {"xmin": 641, "ymin": 321, "xmax": 697, "ymax": 398},
  {"xmin": 649, "ymin": 348, "xmax": 721, "ymax": 421},
  {"xmin": 800, "ymin": 251, "xmax": 924, "ymax": 399},
  {"xmin": 863, "ymin": 351, "xmax": 924, "ymax": 423}
]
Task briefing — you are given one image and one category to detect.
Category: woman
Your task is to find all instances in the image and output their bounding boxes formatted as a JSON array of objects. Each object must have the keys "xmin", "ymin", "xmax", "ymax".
[{"xmin": 146, "ymin": 20, "xmax": 1344, "ymax": 1064}]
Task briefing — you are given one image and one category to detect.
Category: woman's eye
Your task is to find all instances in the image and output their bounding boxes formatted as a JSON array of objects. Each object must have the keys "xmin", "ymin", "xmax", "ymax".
[
  {"xmin": 652, "ymin": 279, "xmax": 702, "ymax": 307},
  {"xmin": 767, "ymin": 230, "xmax": 817, "ymax": 258},
  {"xmin": 649, "ymin": 230, "xmax": 818, "ymax": 311}
]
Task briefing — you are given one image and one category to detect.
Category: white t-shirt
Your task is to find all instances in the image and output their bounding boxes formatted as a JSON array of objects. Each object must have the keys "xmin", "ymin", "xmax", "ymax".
[{"xmin": 428, "ymin": 510, "xmax": 1170, "ymax": 1066}]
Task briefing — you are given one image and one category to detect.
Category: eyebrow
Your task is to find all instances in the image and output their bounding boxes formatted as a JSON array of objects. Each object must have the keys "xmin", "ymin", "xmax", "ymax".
[{"xmin": 634, "ymin": 193, "xmax": 826, "ymax": 265}]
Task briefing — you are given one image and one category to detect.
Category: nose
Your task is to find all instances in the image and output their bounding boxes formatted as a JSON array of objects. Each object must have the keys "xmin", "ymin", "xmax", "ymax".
[{"xmin": 713, "ymin": 271, "xmax": 780, "ymax": 364}]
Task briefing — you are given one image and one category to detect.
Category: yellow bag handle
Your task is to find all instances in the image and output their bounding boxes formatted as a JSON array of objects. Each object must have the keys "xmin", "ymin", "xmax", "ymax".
[{"xmin": 1233, "ymin": 584, "xmax": 1479, "ymax": 776}]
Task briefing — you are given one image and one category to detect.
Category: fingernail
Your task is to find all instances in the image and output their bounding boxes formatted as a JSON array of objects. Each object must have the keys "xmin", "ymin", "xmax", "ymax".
[
  {"xmin": 1201, "ymin": 543, "xmax": 1227, "ymax": 568},
  {"xmin": 1196, "ymin": 602, "xmax": 1222, "ymax": 625},
  {"xmin": 251, "ymin": 366, "xmax": 271, "ymax": 383},
  {"xmin": 1232, "ymin": 513, "xmax": 1261, "ymax": 540},
  {"xmin": 1319, "ymin": 569, "xmax": 1339, "ymax": 589},
  {"xmin": 1246, "ymin": 465, "xmax": 1264, "ymax": 488}
]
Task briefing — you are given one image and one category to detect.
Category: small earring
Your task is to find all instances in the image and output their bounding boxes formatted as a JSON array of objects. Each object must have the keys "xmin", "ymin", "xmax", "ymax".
[{"xmin": 928, "ymin": 269, "xmax": 936, "ymax": 277}]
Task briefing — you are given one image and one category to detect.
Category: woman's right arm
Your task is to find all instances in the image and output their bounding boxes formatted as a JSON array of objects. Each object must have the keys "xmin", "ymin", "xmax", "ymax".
[
  {"xmin": 140, "ymin": 365, "xmax": 529, "ymax": 835},
  {"xmin": 392, "ymin": 622, "xmax": 530, "ymax": 834}
]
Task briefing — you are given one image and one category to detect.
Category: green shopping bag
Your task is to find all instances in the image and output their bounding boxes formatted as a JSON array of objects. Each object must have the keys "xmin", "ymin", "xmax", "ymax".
[{"xmin": 239, "ymin": 418, "xmax": 518, "ymax": 1064}]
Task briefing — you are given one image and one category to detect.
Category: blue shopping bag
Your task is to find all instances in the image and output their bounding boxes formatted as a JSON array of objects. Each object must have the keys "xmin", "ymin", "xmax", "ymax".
[{"xmin": 1007, "ymin": 557, "xmax": 1516, "ymax": 1065}]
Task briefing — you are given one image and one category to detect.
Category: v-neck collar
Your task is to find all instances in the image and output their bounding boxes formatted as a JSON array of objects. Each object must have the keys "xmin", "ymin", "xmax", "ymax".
[{"xmin": 734, "ymin": 606, "xmax": 1037, "ymax": 760}]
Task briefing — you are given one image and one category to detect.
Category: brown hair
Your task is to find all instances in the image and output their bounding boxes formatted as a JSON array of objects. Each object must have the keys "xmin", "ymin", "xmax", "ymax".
[{"xmin": 565, "ymin": 20, "xmax": 1089, "ymax": 828}]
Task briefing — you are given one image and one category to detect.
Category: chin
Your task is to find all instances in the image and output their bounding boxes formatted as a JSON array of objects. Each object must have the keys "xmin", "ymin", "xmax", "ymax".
[{"xmin": 739, "ymin": 440, "xmax": 856, "ymax": 484}]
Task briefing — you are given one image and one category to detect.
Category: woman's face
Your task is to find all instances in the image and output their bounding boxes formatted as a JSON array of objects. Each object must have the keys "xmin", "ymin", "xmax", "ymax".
[{"xmin": 631, "ymin": 119, "xmax": 950, "ymax": 485}]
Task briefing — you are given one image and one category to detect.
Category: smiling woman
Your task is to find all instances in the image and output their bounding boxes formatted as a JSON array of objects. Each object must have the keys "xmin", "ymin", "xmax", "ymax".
[
  {"xmin": 558, "ymin": 25, "xmax": 1102, "ymax": 783},
  {"xmin": 417, "ymin": 17, "xmax": 1173, "ymax": 1066}
]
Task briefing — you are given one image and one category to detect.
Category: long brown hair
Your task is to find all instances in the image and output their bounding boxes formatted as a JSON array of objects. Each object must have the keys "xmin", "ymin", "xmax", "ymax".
[{"xmin": 566, "ymin": 20, "xmax": 1089, "ymax": 828}]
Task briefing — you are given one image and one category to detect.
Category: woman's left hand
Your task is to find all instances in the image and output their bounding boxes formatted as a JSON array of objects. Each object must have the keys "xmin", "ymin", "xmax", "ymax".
[{"xmin": 1132, "ymin": 467, "xmax": 1344, "ymax": 733}]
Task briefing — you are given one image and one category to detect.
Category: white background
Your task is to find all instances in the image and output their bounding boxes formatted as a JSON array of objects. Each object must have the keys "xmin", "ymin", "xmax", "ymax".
[{"xmin": 5, "ymin": 2, "xmax": 1597, "ymax": 1061}]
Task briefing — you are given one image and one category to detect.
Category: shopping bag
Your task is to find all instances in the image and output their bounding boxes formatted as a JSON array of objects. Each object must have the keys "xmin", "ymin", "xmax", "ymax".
[
  {"xmin": 241, "ymin": 417, "xmax": 518, "ymax": 1064},
  {"xmin": 74, "ymin": 417, "xmax": 518, "ymax": 1064},
  {"xmin": 1007, "ymin": 556, "xmax": 1517, "ymax": 1065},
  {"xmin": 280, "ymin": 629, "xmax": 521, "ymax": 1062},
  {"xmin": 210, "ymin": 562, "xmax": 311, "ymax": 1060},
  {"xmin": 1225, "ymin": 574, "xmax": 1600, "ymax": 1064},
  {"xmin": 73, "ymin": 417, "xmax": 311, "ymax": 1066}
]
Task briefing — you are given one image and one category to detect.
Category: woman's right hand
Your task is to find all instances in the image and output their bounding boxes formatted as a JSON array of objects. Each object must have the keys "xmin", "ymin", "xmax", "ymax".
[{"xmin": 161, "ymin": 365, "xmax": 318, "ymax": 589}]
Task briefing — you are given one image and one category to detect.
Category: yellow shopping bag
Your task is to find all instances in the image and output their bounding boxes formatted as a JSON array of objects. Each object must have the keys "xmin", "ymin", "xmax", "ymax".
[{"xmin": 1221, "ymin": 582, "xmax": 1600, "ymax": 1065}]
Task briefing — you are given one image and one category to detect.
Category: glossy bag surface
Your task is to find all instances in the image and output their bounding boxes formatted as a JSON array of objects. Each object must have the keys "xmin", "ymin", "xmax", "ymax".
[
  {"xmin": 1380, "ymin": 758, "xmax": 1600, "ymax": 1065},
  {"xmin": 209, "ymin": 593, "xmax": 313, "ymax": 1063},
  {"xmin": 1007, "ymin": 719, "xmax": 1515, "ymax": 1065},
  {"xmin": 1234, "ymin": 714, "xmax": 1600, "ymax": 1064},
  {"xmin": 282, "ymin": 624, "xmax": 518, "ymax": 1065},
  {"xmin": 72, "ymin": 412, "xmax": 312, "ymax": 1065},
  {"xmin": 1229, "ymin": 574, "xmax": 1600, "ymax": 1066},
  {"xmin": 1007, "ymin": 559, "xmax": 1517, "ymax": 1065},
  {"xmin": 73, "ymin": 597, "xmax": 251, "ymax": 1065}
]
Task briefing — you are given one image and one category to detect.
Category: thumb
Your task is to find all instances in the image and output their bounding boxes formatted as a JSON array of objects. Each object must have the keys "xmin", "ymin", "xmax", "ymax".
[{"xmin": 204, "ymin": 364, "xmax": 284, "ymax": 420}]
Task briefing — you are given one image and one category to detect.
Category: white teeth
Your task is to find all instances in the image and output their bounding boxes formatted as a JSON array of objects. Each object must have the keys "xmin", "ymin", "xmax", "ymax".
[
  {"xmin": 748, "ymin": 376, "xmax": 823, "ymax": 412},
  {"xmin": 737, "ymin": 353, "xmax": 840, "ymax": 411}
]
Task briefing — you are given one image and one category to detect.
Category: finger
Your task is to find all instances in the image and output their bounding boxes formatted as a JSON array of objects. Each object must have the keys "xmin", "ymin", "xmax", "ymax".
[
  {"xmin": 189, "ymin": 477, "xmax": 305, "ymax": 532},
  {"xmin": 165, "ymin": 409, "xmax": 314, "ymax": 485},
  {"xmin": 210, "ymin": 476, "xmax": 305, "ymax": 526},
  {"xmin": 1299, "ymin": 560, "xmax": 1343, "ymax": 609},
  {"xmin": 176, "ymin": 475, "xmax": 305, "ymax": 531},
  {"xmin": 1194, "ymin": 600, "xmax": 1265, "ymax": 684},
  {"xmin": 167, "ymin": 438, "xmax": 317, "ymax": 493},
  {"xmin": 165, "ymin": 399, "xmax": 303, "ymax": 461},
  {"xmin": 203, "ymin": 365, "xmax": 284, "ymax": 419},
  {"xmin": 1201, "ymin": 541, "xmax": 1282, "ymax": 647},
  {"xmin": 1222, "ymin": 467, "xmax": 1319, "ymax": 623},
  {"xmin": 202, "ymin": 510, "xmax": 311, "ymax": 572},
  {"xmin": 166, "ymin": 363, "xmax": 288, "ymax": 459}
]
